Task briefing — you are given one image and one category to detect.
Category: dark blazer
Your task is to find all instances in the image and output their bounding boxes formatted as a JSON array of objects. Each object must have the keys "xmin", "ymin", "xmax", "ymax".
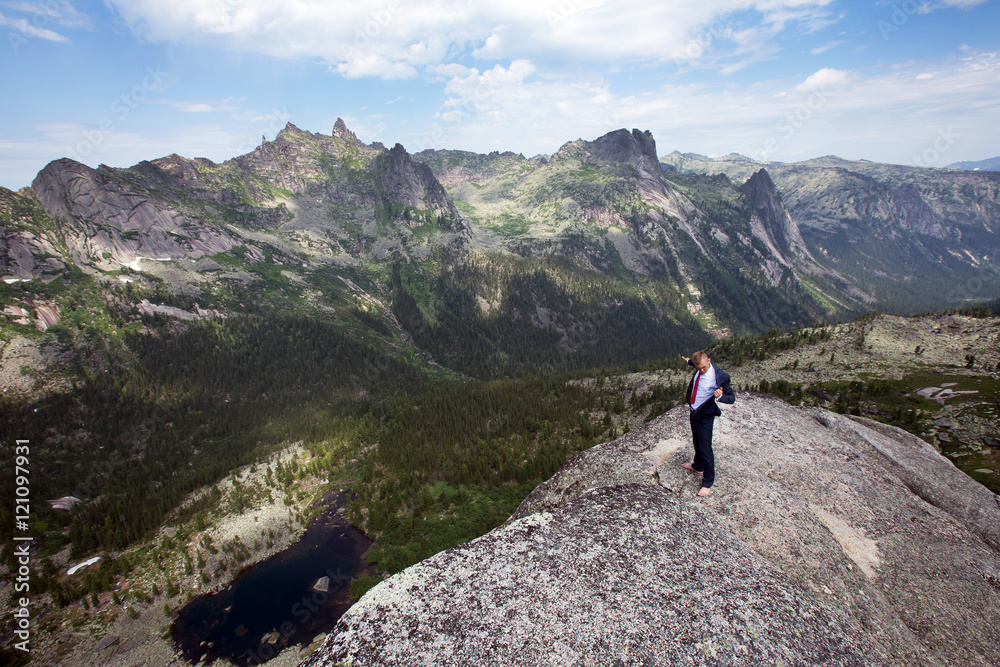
[{"xmin": 686, "ymin": 360, "xmax": 736, "ymax": 418}]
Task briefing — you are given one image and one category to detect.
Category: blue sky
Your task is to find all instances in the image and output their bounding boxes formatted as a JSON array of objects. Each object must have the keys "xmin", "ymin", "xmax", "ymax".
[{"xmin": 1, "ymin": 0, "xmax": 998, "ymax": 188}]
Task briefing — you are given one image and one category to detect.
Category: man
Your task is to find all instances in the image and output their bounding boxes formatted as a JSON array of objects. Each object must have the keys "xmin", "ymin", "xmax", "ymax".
[{"xmin": 681, "ymin": 350, "xmax": 735, "ymax": 497}]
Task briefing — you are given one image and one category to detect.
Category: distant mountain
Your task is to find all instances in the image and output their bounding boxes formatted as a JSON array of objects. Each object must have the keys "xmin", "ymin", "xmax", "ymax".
[
  {"xmin": 946, "ymin": 156, "xmax": 1000, "ymax": 171},
  {"xmin": 660, "ymin": 151, "xmax": 1000, "ymax": 311},
  {"xmin": 414, "ymin": 128, "xmax": 832, "ymax": 343}
]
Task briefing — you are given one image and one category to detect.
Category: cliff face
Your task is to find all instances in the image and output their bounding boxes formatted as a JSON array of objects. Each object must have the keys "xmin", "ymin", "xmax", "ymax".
[
  {"xmin": 660, "ymin": 152, "xmax": 1000, "ymax": 239},
  {"xmin": 740, "ymin": 167, "xmax": 813, "ymax": 262},
  {"xmin": 373, "ymin": 143, "xmax": 463, "ymax": 226},
  {"xmin": 31, "ymin": 158, "xmax": 240, "ymax": 272},
  {"xmin": 303, "ymin": 394, "xmax": 1000, "ymax": 667},
  {"xmin": 662, "ymin": 151, "xmax": 1000, "ymax": 310}
]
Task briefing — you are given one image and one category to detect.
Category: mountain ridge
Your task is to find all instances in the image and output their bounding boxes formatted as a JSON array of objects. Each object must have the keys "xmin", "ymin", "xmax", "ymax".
[
  {"xmin": 3, "ymin": 120, "xmax": 1000, "ymax": 383},
  {"xmin": 947, "ymin": 156, "xmax": 1000, "ymax": 172}
]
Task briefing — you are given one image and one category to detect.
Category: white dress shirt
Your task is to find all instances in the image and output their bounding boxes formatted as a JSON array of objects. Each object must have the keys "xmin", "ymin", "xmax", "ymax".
[{"xmin": 690, "ymin": 364, "xmax": 718, "ymax": 412}]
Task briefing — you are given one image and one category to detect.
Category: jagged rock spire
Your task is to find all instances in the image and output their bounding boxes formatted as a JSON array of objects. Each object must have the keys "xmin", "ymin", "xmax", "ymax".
[
  {"xmin": 741, "ymin": 168, "xmax": 813, "ymax": 261},
  {"xmin": 332, "ymin": 118, "xmax": 358, "ymax": 141}
]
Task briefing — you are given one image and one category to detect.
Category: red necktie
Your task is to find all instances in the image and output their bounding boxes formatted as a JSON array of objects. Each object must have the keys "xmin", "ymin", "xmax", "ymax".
[{"xmin": 690, "ymin": 372, "xmax": 700, "ymax": 405}]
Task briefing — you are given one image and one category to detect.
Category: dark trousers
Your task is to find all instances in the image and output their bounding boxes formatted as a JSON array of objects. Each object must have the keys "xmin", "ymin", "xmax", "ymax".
[{"xmin": 690, "ymin": 410, "xmax": 716, "ymax": 488}]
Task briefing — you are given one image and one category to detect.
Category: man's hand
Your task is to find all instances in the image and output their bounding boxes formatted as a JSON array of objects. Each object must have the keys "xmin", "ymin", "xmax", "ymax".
[
  {"xmin": 681, "ymin": 355, "xmax": 690, "ymax": 363},
  {"xmin": 713, "ymin": 388, "xmax": 723, "ymax": 398}
]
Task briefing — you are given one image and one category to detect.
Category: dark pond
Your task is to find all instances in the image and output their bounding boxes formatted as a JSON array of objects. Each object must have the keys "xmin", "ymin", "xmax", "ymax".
[{"xmin": 171, "ymin": 492, "xmax": 374, "ymax": 666}]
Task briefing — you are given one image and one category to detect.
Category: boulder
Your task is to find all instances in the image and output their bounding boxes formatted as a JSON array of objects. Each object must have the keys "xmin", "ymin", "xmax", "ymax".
[
  {"xmin": 95, "ymin": 635, "xmax": 120, "ymax": 651},
  {"xmin": 302, "ymin": 394, "xmax": 1000, "ymax": 666}
]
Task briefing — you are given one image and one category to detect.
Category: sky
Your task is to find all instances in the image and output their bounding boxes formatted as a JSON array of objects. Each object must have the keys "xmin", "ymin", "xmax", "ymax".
[{"xmin": 0, "ymin": 0, "xmax": 998, "ymax": 189}]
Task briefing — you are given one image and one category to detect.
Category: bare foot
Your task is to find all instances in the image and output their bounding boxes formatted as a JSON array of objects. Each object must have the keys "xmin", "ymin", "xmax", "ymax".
[
  {"xmin": 681, "ymin": 463, "xmax": 703, "ymax": 474},
  {"xmin": 697, "ymin": 487, "xmax": 713, "ymax": 497}
]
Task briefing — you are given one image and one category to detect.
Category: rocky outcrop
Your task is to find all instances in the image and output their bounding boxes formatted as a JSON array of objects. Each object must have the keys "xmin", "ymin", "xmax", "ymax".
[
  {"xmin": 0, "ymin": 188, "xmax": 68, "ymax": 281},
  {"xmin": 661, "ymin": 151, "xmax": 1000, "ymax": 307},
  {"xmin": 31, "ymin": 159, "xmax": 238, "ymax": 271},
  {"xmin": 25, "ymin": 119, "xmax": 467, "ymax": 275},
  {"xmin": 374, "ymin": 144, "xmax": 466, "ymax": 234},
  {"xmin": 741, "ymin": 168, "xmax": 813, "ymax": 262},
  {"xmin": 134, "ymin": 299, "xmax": 225, "ymax": 321},
  {"xmin": 663, "ymin": 151, "xmax": 1000, "ymax": 244},
  {"xmin": 30, "ymin": 300, "xmax": 60, "ymax": 330},
  {"xmin": 333, "ymin": 117, "xmax": 359, "ymax": 142},
  {"xmin": 304, "ymin": 394, "xmax": 1000, "ymax": 667},
  {"xmin": 589, "ymin": 128, "xmax": 661, "ymax": 175},
  {"xmin": 1, "ymin": 229, "xmax": 66, "ymax": 281},
  {"xmin": 888, "ymin": 182, "xmax": 949, "ymax": 238}
]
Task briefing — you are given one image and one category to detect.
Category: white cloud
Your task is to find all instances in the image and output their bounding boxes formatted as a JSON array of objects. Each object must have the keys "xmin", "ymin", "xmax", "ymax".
[
  {"xmin": 5, "ymin": 51, "xmax": 998, "ymax": 187},
  {"xmin": 0, "ymin": 10, "xmax": 69, "ymax": 41},
  {"xmin": 177, "ymin": 103, "xmax": 216, "ymax": 113},
  {"xmin": 335, "ymin": 54, "xmax": 417, "ymax": 80},
  {"xmin": 810, "ymin": 40, "xmax": 843, "ymax": 55},
  {"xmin": 939, "ymin": 0, "xmax": 988, "ymax": 7},
  {"xmin": 0, "ymin": 0, "xmax": 91, "ymax": 28},
  {"xmin": 153, "ymin": 99, "xmax": 240, "ymax": 113},
  {"xmin": 103, "ymin": 0, "xmax": 845, "ymax": 79},
  {"xmin": 758, "ymin": 1, "xmax": 841, "ymax": 34},
  {"xmin": 795, "ymin": 67, "xmax": 852, "ymax": 92},
  {"xmin": 401, "ymin": 51, "xmax": 1000, "ymax": 169}
]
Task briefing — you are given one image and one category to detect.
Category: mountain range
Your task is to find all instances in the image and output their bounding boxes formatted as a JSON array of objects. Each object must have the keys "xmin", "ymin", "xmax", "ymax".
[
  {"xmin": 4, "ymin": 119, "xmax": 999, "ymax": 382},
  {"xmin": 947, "ymin": 156, "xmax": 1000, "ymax": 172}
]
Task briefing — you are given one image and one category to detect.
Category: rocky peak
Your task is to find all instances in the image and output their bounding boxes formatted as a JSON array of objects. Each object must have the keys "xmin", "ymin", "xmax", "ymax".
[
  {"xmin": 277, "ymin": 122, "xmax": 305, "ymax": 137},
  {"xmin": 741, "ymin": 168, "xmax": 813, "ymax": 261},
  {"xmin": 589, "ymin": 128, "xmax": 661, "ymax": 174},
  {"xmin": 332, "ymin": 117, "xmax": 358, "ymax": 142},
  {"xmin": 145, "ymin": 154, "xmax": 201, "ymax": 181},
  {"xmin": 303, "ymin": 394, "xmax": 1000, "ymax": 667},
  {"xmin": 32, "ymin": 158, "xmax": 100, "ymax": 208},
  {"xmin": 374, "ymin": 142, "xmax": 467, "ymax": 234},
  {"xmin": 268, "ymin": 122, "xmax": 314, "ymax": 148}
]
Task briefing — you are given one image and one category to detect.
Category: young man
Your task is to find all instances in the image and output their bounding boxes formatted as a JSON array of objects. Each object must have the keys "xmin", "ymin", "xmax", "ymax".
[{"xmin": 681, "ymin": 351, "xmax": 736, "ymax": 497}]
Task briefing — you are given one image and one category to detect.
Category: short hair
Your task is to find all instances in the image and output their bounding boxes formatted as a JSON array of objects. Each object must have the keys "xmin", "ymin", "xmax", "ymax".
[{"xmin": 691, "ymin": 350, "xmax": 709, "ymax": 365}]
